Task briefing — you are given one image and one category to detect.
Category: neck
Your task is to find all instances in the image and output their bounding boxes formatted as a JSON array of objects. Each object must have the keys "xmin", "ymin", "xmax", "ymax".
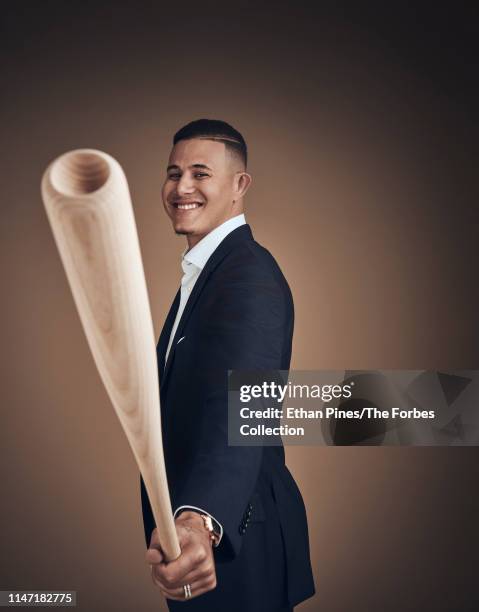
[{"xmin": 186, "ymin": 234, "xmax": 202, "ymax": 249}]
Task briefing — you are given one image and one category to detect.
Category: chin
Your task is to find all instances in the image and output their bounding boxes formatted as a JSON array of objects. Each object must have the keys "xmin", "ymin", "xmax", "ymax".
[{"xmin": 172, "ymin": 222, "xmax": 190, "ymax": 234}]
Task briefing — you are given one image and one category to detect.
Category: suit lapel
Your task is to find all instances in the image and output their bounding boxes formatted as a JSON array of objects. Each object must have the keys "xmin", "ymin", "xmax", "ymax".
[
  {"xmin": 157, "ymin": 289, "xmax": 180, "ymax": 388},
  {"xmin": 161, "ymin": 224, "xmax": 254, "ymax": 390}
]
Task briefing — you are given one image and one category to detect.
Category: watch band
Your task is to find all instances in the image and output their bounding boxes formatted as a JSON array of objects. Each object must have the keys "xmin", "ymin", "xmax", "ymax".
[{"xmin": 200, "ymin": 513, "xmax": 221, "ymax": 547}]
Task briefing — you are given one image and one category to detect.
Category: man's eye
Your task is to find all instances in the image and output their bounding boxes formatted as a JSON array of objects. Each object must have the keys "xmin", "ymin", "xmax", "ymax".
[
  {"xmin": 195, "ymin": 173, "xmax": 209, "ymax": 178},
  {"xmin": 168, "ymin": 174, "xmax": 181, "ymax": 180}
]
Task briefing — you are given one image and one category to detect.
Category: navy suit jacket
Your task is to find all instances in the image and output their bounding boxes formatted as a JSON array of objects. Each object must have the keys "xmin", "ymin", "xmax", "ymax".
[{"xmin": 141, "ymin": 224, "xmax": 315, "ymax": 611}]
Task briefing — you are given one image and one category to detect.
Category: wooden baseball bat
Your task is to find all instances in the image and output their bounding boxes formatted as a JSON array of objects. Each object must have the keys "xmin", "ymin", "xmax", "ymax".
[{"xmin": 41, "ymin": 149, "xmax": 181, "ymax": 561}]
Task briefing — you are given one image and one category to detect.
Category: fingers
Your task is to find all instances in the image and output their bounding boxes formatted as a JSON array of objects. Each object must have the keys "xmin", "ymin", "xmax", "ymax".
[
  {"xmin": 151, "ymin": 554, "xmax": 215, "ymax": 591},
  {"xmin": 152, "ymin": 574, "xmax": 217, "ymax": 601},
  {"xmin": 146, "ymin": 524, "xmax": 216, "ymax": 600},
  {"xmin": 150, "ymin": 540, "xmax": 210, "ymax": 588}
]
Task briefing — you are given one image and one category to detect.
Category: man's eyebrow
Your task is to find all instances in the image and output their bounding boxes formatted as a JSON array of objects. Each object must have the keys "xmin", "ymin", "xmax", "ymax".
[
  {"xmin": 191, "ymin": 163, "xmax": 213, "ymax": 170},
  {"xmin": 166, "ymin": 163, "xmax": 213, "ymax": 172}
]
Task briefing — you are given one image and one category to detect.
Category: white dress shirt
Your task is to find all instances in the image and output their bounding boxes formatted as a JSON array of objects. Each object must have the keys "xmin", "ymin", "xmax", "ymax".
[{"xmin": 167, "ymin": 213, "xmax": 247, "ymax": 545}]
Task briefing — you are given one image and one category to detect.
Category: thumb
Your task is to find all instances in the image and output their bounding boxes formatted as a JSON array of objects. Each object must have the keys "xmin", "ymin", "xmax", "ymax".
[{"xmin": 146, "ymin": 528, "xmax": 165, "ymax": 564}]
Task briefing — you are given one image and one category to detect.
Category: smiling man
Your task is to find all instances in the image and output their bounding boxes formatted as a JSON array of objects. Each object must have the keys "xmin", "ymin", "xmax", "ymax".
[
  {"xmin": 164, "ymin": 135, "xmax": 249, "ymax": 246},
  {"xmin": 141, "ymin": 119, "xmax": 315, "ymax": 611}
]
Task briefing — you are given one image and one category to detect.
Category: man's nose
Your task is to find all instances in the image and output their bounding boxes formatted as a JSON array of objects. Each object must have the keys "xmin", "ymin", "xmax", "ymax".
[{"xmin": 176, "ymin": 174, "xmax": 196, "ymax": 196}]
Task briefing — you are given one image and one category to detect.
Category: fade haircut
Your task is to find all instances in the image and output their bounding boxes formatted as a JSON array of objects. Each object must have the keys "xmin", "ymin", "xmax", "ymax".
[{"xmin": 173, "ymin": 119, "xmax": 248, "ymax": 169}]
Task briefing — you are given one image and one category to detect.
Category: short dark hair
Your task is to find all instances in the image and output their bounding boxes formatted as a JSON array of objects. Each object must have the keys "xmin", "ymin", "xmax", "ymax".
[{"xmin": 173, "ymin": 119, "xmax": 247, "ymax": 168}]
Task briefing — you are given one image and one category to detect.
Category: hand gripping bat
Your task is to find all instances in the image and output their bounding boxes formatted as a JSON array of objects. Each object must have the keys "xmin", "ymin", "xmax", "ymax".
[{"xmin": 41, "ymin": 149, "xmax": 181, "ymax": 561}]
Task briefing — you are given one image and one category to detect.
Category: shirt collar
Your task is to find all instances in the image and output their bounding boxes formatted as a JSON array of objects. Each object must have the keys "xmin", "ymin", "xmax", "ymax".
[{"xmin": 182, "ymin": 214, "xmax": 246, "ymax": 271}]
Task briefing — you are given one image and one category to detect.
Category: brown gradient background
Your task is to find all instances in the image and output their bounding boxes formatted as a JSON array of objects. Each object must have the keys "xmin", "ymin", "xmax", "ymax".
[{"xmin": 1, "ymin": 3, "xmax": 478, "ymax": 611}]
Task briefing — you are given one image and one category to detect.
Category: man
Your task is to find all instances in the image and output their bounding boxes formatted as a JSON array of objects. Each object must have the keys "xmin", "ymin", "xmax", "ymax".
[{"xmin": 142, "ymin": 119, "xmax": 315, "ymax": 611}]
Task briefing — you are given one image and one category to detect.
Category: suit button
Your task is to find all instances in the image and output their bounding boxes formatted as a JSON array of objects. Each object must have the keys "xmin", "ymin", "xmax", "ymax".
[{"xmin": 239, "ymin": 525, "xmax": 246, "ymax": 535}]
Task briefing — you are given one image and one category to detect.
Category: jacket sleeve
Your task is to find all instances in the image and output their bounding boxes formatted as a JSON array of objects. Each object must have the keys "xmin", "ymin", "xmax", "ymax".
[{"xmin": 171, "ymin": 274, "xmax": 288, "ymax": 560}]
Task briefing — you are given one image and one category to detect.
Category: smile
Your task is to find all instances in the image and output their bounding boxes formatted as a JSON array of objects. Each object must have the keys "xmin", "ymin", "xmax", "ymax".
[{"xmin": 173, "ymin": 201, "xmax": 203, "ymax": 210}]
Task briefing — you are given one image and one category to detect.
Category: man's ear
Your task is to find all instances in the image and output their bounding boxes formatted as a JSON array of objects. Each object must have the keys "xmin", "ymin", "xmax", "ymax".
[{"xmin": 233, "ymin": 172, "xmax": 252, "ymax": 201}]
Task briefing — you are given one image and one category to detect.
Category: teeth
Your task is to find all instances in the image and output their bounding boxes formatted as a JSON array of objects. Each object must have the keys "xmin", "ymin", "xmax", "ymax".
[{"xmin": 177, "ymin": 203, "xmax": 200, "ymax": 210}]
